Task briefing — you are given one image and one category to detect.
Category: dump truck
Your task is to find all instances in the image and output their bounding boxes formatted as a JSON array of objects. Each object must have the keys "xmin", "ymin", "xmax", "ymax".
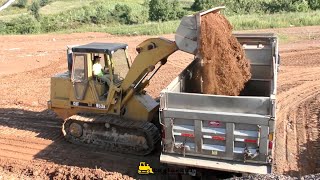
[
  {"xmin": 48, "ymin": 7, "xmax": 279, "ymax": 175},
  {"xmin": 160, "ymin": 33, "xmax": 279, "ymax": 174}
]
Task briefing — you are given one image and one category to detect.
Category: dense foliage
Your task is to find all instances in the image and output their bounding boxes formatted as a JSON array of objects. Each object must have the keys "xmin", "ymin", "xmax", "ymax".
[
  {"xmin": 148, "ymin": 0, "xmax": 185, "ymax": 21},
  {"xmin": 30, "ymin": 1, "xmax": 41, "ymax": 20},
  {"xmin": 16, "ymin": 0, "xmax": 28, "ymax": 8},
  {"xmin": 39, "ymin": 0, "xmax": 49, "ymax": 7},
  {"xmin": 2, "ymin": 15, "xmax": 40, "ymax": 34},
  {"xmin": 191, "ymin": 0, "xmax": 320, "ymax": 14}
]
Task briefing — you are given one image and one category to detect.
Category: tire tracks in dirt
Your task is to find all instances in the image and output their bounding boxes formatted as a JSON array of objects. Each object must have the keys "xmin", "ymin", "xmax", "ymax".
[{"xmin": 274, "ymin": 46, "xmax": 320, "ymax": 176}]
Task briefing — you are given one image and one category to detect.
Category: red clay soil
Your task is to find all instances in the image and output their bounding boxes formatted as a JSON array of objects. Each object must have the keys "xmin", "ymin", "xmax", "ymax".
[
  {"xmin": 0, "ymin": 158, "xmax": 132, "ymax": 180},
  {"xmin": 198, "ymin": 13, "xmax": 251, "ymax": 95}
]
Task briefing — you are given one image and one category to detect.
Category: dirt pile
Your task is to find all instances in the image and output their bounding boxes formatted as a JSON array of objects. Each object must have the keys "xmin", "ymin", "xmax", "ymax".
[
  {"xmin": 195, "ymin": 13, "xmax": 251, "ymax": 95},
  {"xmin": 0, "ymin": 159, "xmax": 133, "ymax": 180}
]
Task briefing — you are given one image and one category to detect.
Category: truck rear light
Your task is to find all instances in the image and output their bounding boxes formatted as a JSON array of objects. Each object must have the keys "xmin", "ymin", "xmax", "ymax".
[
  {"xmin": 212, "ymin": 136, "xmax": 225, "ymax": 141},
  {"xmin": 181, "ymin": 133, "xmax": 194, "ymax": 138},
  {"xmin": 269, "ymin": 141, "xmax": 273, "ymax": 149},
  {"xmin": 244, "ymin": 139, "xmax": 257, "ymax": 143}
]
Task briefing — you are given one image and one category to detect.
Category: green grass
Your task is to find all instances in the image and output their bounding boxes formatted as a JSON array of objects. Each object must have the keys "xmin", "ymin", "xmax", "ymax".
[
  {"xmin": 0, "ymin": 0, "xmax": 7, "ymax": 5},
  {"xmin": 1, "ymin": 0, "xmax": 194, "ymax": 20},
  {"xmin": 58, "ymin": 10, "xmax": 320, "ymax": 36},
  {"xmin": 40, "ymin": 0, "xmax": 95, "ymax": 15},
  {"xmin": 38, "ymin": 0, "xmax": 148, "ymax": 15},
  {"xmin": 0, "ymin": 13, "xmax": 28, "ymax": 21},
  {"xmin": 103, "ymin": 21, "xmax": 180, "ymax": 35},
  {"xmin": 0, "ymin": 4, "xmax": 28, "ymax": 17},
  {"xmin": 54, "ymin": 21, "xmax": 179, "ymax": 35},
  {"xmin": 0, "ymin": 0, "xmax": 147, "ymax": 18},
  {"xmin": 228, "ymin": 11, "xmax": 320, "ymax": 30}
]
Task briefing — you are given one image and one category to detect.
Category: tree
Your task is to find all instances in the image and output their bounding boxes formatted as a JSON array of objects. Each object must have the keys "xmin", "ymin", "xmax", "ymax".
[
  {"xmin": 191, "ymin": 0, "xmax": 218, "ymax": 11},
  {"xmin": 110, "ymin": 4, "xmax": 133, "ymax": 24},
  {"xmin": 39, "ymin": 0, "xmax": 49, "ymax": 7},
  {"xmin": 308, "ymin": 0, "xmax": 320, "ymax": 10},
  {"xmin": 30, "ymin": 1, "xmax": 41, "ymax": 20},
  {"xmin": 16, "ymin": 0, "xmax": 28, "ymax": 8},
  {"xmin": 149, "ymin": 0, "xmax": 171, "ymax": 21},
  {"xmin": 170, "ymin": 0, "xmax": 186, "ymax": 19}
]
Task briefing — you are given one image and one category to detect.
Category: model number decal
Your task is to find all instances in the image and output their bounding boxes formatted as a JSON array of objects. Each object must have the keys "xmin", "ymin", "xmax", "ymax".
[
  {"xmin": 71, "ymin": 101, "xmax": 106, "ymax": 109},
  {"xmin": 96, "ymin": 104, "xmax": 106, "ymax": 109},
  {"xmin": 72, "ymin": 101, "xmax": 79, "ymax": 106}
]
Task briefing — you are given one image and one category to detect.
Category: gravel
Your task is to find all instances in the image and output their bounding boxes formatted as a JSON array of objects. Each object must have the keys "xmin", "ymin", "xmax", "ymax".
[{"xmin": 230, "ymin": 173, "xmax": 320, "ymax": 180}]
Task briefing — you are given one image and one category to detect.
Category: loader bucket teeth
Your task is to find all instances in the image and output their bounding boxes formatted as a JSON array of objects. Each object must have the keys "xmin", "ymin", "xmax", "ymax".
[{"xmin": 175, "ymin": 6, "xmax": 225, "ymax": 55}]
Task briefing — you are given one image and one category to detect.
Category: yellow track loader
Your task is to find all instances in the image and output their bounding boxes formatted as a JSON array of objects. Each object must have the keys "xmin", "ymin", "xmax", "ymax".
[
  {"xmin": 48, "ymin": 7, "xmax": 225, "ymax": 155},
  {"xmin": 48, "ymin": 7, "xmax": 279, "ymax": 174}
]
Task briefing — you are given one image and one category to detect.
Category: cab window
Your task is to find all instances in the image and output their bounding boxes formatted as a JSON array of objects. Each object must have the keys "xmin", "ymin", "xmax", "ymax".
[
  {"xmin": 72, "ymin": 54, "xmax": 87, "ymax": 82},
  {"xmin": 111, "ymin": 49, "xmax": 130, "ymax": 79}
]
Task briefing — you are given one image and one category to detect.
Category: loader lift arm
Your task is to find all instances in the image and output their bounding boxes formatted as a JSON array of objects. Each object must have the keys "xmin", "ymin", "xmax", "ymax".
[{"xmin": 120, "ymin": 38, "xmax": 178, "ymax": 108}]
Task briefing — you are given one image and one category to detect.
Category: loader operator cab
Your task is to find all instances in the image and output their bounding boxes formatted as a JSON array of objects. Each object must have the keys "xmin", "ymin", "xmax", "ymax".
[{"xmin": 68, "ymin": 42, "xmax": 130, "ymax": 100}]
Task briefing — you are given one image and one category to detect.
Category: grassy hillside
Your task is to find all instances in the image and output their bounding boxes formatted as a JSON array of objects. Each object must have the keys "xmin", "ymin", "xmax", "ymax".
[
  {"xmin": 0, "ymin": 0, "xmax": 7, "ymax": 5},
  {"xmin": 64, "ymin": 10, "xmax": 319, "ymax": 36},
  {"xmin": 0, "ymin": 0, "xmax": 320, "ymax": 35}
]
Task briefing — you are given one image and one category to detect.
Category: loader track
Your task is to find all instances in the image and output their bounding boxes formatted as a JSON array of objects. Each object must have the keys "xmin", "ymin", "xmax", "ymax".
[{"xmin": 63, "ymin": 113, "xmax": 161, "ymax": 156}]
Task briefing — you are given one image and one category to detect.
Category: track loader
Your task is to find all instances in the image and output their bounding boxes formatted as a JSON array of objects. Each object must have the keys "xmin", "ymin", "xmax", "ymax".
[
  {"xmin": 49, "ymin": 7, "xmax": 279, "ymax": 174},
  {"xmin": 48, "ymin": 7, "xmax": 225, "ymax": 155}
]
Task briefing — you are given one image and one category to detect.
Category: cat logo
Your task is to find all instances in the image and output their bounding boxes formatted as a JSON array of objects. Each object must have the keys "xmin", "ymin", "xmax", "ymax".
[{"xmin": 138, "ymin": 162, "xmax": 154, "ymax": 174}]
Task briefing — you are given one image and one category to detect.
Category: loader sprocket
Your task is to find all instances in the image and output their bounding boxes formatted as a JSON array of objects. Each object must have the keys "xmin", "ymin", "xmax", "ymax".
[{"xmin": 62, "ymin": 113, "xmax": 160, "ymax": 155}]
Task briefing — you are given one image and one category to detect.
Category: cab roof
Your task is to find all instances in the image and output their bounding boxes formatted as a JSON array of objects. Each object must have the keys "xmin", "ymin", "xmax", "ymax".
[{"xmin": 72, "ymin": 42, "xmax": 128, "ymax": 55}]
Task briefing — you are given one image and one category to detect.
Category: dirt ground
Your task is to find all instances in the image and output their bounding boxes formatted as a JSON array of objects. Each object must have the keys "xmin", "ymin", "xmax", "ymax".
[{"xmin": 0, "ymin": 26, "xmax": 319, "ymax": 179}]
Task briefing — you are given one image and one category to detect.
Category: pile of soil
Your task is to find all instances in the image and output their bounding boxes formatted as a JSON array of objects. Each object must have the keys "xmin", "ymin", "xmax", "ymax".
[
  {"xmin": 0, "ymin": 159, "xmax": 133, "ymax": 180},
  {"xmin": 193, "ymin": 13, "xmax": 251, "ymax": 96}
]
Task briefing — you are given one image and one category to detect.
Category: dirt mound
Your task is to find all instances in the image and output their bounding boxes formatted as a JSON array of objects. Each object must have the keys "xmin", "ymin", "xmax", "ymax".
[
  {"xmin": 196, "ymin": 13, "xmax": 251, "ymax": 95},
  {"xmin": 0, "ymin": 158, "xmax": 133, "ymax": 180}
]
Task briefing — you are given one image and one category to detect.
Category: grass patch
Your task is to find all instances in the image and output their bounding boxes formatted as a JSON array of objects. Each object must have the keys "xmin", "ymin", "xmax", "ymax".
[
  {"xmin": 228, "ymin": 11, "xmax": 320, "ymax": 30},
  {"xmin": 56, "ymin": 21, "xmax": 179, "ymax": 35},
  {"xmin": 103, "ymin": 21, "xmax": 179, "ymax": 35},
  {"xmin": 0, "ymin": 0, "xmax": 7, "ymax": 5},
  {"xmin": 0, "ymin": 13, "xmax": 28, "ymax": 22},
  {"xmin": 0, "ymin": 4, "xmax": 28, "ymax": 17},
  {"xmin": 88, "ymin": 10, "xmax": 320, "ymax": 36},
  {"xmin": 40, "ymin": 0, "xmax": 95, "ymax": 15}
]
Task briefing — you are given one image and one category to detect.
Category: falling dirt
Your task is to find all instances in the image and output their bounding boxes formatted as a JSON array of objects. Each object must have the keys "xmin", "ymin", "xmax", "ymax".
[{"xmin": 196, "ymin": 13, "xmax": 251, "ymax": 95}]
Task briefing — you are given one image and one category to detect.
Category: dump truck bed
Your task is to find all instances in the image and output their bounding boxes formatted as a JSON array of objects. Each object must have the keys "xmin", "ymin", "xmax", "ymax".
[{"xmin": 160, "ymin": 34, "xmax": 279, "ymax": 174}]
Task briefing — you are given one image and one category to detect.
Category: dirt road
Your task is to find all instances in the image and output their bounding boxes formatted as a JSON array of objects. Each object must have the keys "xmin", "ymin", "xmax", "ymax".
[{"xmin": 0, "ymin": 26, "xmax": 319, "ymax": 179}]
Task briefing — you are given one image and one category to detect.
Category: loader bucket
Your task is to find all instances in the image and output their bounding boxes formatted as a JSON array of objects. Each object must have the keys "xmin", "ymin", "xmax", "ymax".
[{"xmin": 175, "ymin": 6, "xmax": 225, "ymax": 56}]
